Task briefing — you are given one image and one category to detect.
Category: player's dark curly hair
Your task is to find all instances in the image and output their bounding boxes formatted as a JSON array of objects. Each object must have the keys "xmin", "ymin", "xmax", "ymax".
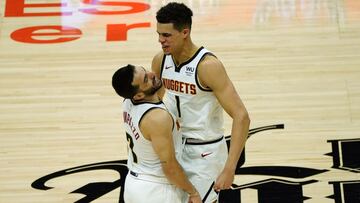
[
  {"xmin": 156, "ymin": 2, "xmax": 193, "ymax": 31},
  {"xmin": 112, "ymin": 64, "xmax": 139, "ymax": 99}
]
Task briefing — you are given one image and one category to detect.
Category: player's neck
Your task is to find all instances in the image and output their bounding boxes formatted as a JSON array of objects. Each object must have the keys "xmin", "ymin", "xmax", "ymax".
[
  {"xmin": 133, "ymin": 94, "xmax": 161, "ymax": 104},
  {"xmin": 173, "ymin": 42, "xmax": 199, "ymax": 66}
]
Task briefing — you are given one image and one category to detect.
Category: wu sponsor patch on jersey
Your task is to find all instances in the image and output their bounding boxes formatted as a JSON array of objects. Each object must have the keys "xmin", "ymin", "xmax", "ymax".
[{"xmin": 185, "ymin": 66, "xmax": 195, "ymax": 76}]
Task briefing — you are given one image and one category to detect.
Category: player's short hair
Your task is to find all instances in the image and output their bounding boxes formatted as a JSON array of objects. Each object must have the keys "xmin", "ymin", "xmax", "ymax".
[
  {"xmin": 156, "ymin": 2, "xmax": 193, "ymax": 31},
  {"xmin": 112, "ymin": 64, "xmax": 139, "ymax": 99}
]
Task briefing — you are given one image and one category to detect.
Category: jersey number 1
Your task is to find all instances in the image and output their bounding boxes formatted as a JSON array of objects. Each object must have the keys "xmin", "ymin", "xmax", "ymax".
[{"xmin": 175, "ymin": 95, "xmax": 181, "ymax": 117}]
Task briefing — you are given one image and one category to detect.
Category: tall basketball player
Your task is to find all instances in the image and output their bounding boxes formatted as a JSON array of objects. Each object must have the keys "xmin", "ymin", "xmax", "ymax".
[{"xmin": 151, "ymin": 3, "xmax": 250, "ymax": 202}]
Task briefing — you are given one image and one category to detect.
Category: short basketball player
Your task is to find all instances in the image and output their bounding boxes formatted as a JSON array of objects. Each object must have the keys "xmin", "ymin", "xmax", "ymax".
[
  {"xmin": 112, "ymin": 64, "xmax": 201, "ymax": 203},
  {"xmin": 151, "ymin": 3, "xmax": 250, "ymax": 202}
]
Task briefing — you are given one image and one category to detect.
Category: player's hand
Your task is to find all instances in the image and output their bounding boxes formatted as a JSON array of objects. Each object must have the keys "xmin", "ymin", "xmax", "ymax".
[
  {"xmin": 188, "ymin": 191, "xmax": 202, "ymax": 203},
  {"xmin": 214, "ymin": 168, "xmax": 235, "ymax": 192}
]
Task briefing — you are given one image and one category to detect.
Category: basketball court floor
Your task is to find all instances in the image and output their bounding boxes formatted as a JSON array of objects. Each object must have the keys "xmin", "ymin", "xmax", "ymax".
[{"xmin": 0, "ymin": 0, "xmax": 359, "ymax": 202}]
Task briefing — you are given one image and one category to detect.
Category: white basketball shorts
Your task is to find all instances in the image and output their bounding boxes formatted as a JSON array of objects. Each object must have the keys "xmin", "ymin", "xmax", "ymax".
[
  {"xmin": 124, "ymin": 171, "xmax": 183, "ymax": 203},
  {"xmin": 180, "ymin": 136, "xmax": 228, "ymax": 203}
]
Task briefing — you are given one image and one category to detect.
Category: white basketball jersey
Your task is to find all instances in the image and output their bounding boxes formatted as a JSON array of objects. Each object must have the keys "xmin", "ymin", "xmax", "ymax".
[
  {"xmin": 160, "ymin": 47, "xmax": 224, "ymax": 141},
  {"xmin": 122, "ymin": 99, "xmax": 180, "ymax": 178}
]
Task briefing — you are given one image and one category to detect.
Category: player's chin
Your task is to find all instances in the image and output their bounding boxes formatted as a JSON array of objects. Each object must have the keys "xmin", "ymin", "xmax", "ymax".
[{"xmin": 162, "ymin": 47, "xmax": 171, "ymax": 54}]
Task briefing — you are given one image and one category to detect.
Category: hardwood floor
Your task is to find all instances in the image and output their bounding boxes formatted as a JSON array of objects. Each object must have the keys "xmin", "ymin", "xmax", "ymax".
[{"xmin": 0, "ymin": 0, "xmax": 359, "ymax": 202}]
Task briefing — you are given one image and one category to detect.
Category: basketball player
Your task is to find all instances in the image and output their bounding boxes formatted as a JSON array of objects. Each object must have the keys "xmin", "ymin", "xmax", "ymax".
[
  {"xmin": 112, "ymin": 64, "xmax": 201, "ymax": 203},
  {"xmin": 151, "ymin": 3, "xmax": 250, "ymax": 202}
]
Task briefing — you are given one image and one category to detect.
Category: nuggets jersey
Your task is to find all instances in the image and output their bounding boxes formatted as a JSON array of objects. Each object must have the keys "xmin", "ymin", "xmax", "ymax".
[
  {"xmin": 122, "ymin": 99, "xmax": 179, "ymax": 179},
  {"xmin": 160, "ymin": 47, "xmax": 224, "ymax": 141}
]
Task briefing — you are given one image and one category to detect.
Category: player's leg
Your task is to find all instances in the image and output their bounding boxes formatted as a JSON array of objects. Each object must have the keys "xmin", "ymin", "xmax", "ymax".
[
  {"xmin": 124, "ymin": 173, "xmax": 182, "ymax": 203},
  {"xmin": 180, "ymin": 139, "xmax": 228, "ymax": 203}
]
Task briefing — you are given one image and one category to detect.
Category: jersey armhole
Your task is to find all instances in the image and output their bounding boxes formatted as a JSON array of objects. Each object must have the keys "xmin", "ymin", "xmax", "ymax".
[
  {"xmin": 138, "ymin": 107, "xmax": 159, "ymax": 141},
  {"xmin": 138, "ymin": 107, "xmax": 173, "ymax": 140},
  {"xmin": 195, "ymin": 53, "xmax": 216, "ymax": 92}
]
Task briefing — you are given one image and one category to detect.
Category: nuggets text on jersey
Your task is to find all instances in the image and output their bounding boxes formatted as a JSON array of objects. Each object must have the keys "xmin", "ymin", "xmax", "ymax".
[{"xmin": 162, "ymin": 78, "xmax": 197, "ymax": 95}]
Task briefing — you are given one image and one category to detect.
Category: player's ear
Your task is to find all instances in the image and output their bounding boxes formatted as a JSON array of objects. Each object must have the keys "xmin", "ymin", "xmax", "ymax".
[
  {"xmin": 182, "ymin": 28, "xmax": 190, "ymax": 38},
  {"xmin": 133, "ymin": 92, "xmax": 145, "ymax": 101}
]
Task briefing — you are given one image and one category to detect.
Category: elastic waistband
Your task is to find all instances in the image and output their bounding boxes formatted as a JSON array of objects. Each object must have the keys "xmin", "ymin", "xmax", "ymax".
[
  {"xmin": 184, "ymin": 136, "xmax": 224, "ymax": 145},
  {"xmin": 129, "ymin": 171, "xmax": 170, "ymax": 184}
]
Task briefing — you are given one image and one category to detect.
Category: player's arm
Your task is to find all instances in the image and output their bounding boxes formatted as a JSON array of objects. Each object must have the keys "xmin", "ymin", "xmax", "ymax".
[
  {"xmin": 198, "ymin": 55, "xmax": 250, "ymax": 191},
  {"xmin": 151, "ymin": 52, "xmax": 165, "ymax": 98},
  {"xmin": 140, "ymin": 108, "xmax": 200, "ymax": 200}
]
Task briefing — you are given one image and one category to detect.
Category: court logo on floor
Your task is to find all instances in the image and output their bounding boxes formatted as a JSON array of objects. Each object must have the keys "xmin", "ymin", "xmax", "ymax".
[
  {"xmin": 326, "ymin": 138, "xmax": 360, "ymax": 173},
  {"xmin": 31, "ymin": 125, "xmax": 360, "ymax": 203}
]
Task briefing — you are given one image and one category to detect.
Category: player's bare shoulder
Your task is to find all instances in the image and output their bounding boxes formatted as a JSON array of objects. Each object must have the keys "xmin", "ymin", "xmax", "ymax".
[
  {"xmin": 140, "ymin": 107, "xmax": 173, "ymax": 133},
  {"xmin": 151, "ymin": 51, "xmax": 165, "ymax": 75},
  {"xmin": 200, "ymin": 53, "xmax": 224, "ymax": 70},
  {"xmin": 198, "ymin": 53, "xmax": 226, "ymax": 88}
]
